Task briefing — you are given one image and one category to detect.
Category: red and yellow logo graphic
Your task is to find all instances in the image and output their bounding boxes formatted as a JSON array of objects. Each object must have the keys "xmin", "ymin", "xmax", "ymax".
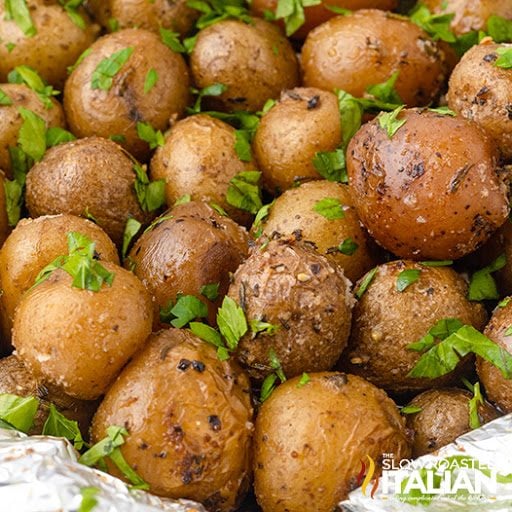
[{"xmin": 356, "ymin": 455, "xmax": 380, "ymax": 499}]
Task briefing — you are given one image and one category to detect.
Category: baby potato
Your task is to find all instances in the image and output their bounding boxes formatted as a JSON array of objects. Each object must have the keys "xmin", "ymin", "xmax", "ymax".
[
  {"xmin": 0, "ymin": 170, "xmax": 9, "ymax": 248},
  {"xmin": 448, "ymin": 42, "xmax": 512, "ymax": 161},
  {"xmin": 253, "ymin": 87, "xmax": 341, "ymax": 193},
  {"xmin": 347, "ymin": 108, "xmax": 509, "ymax": 260},
  {"xmin": 64, "ymin": 28, "xmax": 190, "ymax": 161},
  {"xmin": 228, "ymin": 238, "xmax": 354, "ymax": 380},
  {"xmin": 91, "ymin": 328, "xmax": 253, "ymax": 511},
  {"xmin": 190, "ymin": 18, "xmax": 299, "ymax": 113},
  {"xmin": 254, "ymin": 373, "xmax": 411, "ymax": 512},
  {"xmin": 0, "ymin": 83, "xmax": 66, "ymax": 179},
  {"xmin": 257, "ymin": 181, "xmax": 377, "ymax": 283},
  {"xmin": 127, "ymin": 201, "xmax": 250, "ymax": 327},
  {"xmin": 25, "ymin": 137, "xmax": 154, "ymax": 247},
  {"xmin": 0, "ymin": 0, "xmax": 99, "ymax": 88},
  {"xmin": 301, "ymin": 10, "xmax": 446, "ymax": 106},
  {"xmin": 340, "ymin": 260, "xmax": 487, "ymax": 394},
  {"xmin": 13, "ymin": 262, "xmax": 153, "ymax": 400},
  {"xmin": 87, "ymin": 0, "xmax": 198, "ymax": 36},
  {"xmin": 404, "ymin": 388, "xmax": 499, "ymax": 458},
  {"xmin": 0, "ymin": 214, "xmax": 119, "ymax": 348},
  {"xmin": 150, "ymin": 114, "xmax": 256, "ymax": 225}
]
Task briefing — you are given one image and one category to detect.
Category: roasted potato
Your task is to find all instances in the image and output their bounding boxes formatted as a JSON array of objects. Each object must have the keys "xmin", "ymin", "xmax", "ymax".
[
  {"xmin": 253, "ymin": 88, "xmax": 342, "ymax": 193},
  {"xmin": 256, "ymin": 181, "xmax": 377, "ymax": 282},
  {"xmin": 254, "ymin": 372, "xmax": 411, "ymax": 512},
  {"xmin": 64, "ymin": 28, "xmax": 190, "ymax": 161},
  {"xmin": 347, "ymin": 108, "xmax": 509, "ymax": 260},
  {"xmin": 0, "ymin": 170, "xmax": 10, "ymax": 248},
  {"xmin": 13, "ymin": 262, "xmax": 153, "ymax": 399},
  {"xmin": 228, "ymin": 238, "xmax": 354, "ymax": 380},
  {"xmin": 405, "ymin": 388, "xmax": 499, "ymax": 457},
  {"xmin": 150, "ymin": 114, "xmax": 257, "ymax": 225},
  {"xmin": 127, "ymin": 201, "xmax": 250, "ymax": 327},
  {"xmin": 301, "ymin": 10, "xmax": 446, "ymax": 106},
  {"xmin": 86, "ymin": 0, "xmax": 199, "ymax": 36},
  {"xmin": 0, "ymin": 214, "xmax": 119, "ymax": 348},
  {"xmin": 0, "ymin": 0, "xmax": 99, "ymax": 88},
  {"xmin": 0, "ymin": 354, "xmax": 98, "ymax": 437},
  {"xmin": 190, "ymin": 18, "xmax": 299, "ymax": 113},
  {"xmin": 0, "ymin": 83, "xmax": 66, "ymax": 179},
  {"xmin": 340, "ymin": 260, "xmax": 487, "ymax": 394},
  {"xmin": 448, "ymin": 42, "xmax": 512, "ymax": 161},
  {"xmin": 91, "ymin": 328, "xmax": 253, "ymax": 511},
  {"xmin": 25, "ymin": 137, "xmax": 154, "ymax": 247}
]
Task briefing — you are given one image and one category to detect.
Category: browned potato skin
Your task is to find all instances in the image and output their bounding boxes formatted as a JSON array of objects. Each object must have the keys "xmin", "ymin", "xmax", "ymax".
[
  {"xmin": 448, "ymin": 42, "xmax": 512, "ymax": 161},
  {"xmin": 13, "ymin": 262, "xmax": 153, "ymax": 400},
  {"xmin": 0, "ymin": 214, "xmax": 119, "ymax": 349},
  {"xmin": 347, "ymin": 108, "xmax": 509, "ymax": 260},
  {"xmin": 91, "ymin": 329, "xmax": 253, "ymax": 511},
  {"xmin": 229, "ymin": 238, "xmax": 354, "ymax": 380},
  {"xmin": 0, "ymin": 84, "xmax": 66, "ymax": 179},
  {"xmin": 251, "ymin": 0, "xmax": 398, "ymax": 40},
  {"xmin": 254, "ymin": 372, "xmax": 411, "ymax": 512},
  {"xmin": 0, "ymin": 1, "xmax": 99, "ymax": 88},
  {"xmin": 127, "ymin": 201, "xmax": 250, "ymax": 327},
  {"xmin": 258, "ymin": 181, "xmax": 377, "ymax": 283},
  {"xmin": 0, "ymin": 170, "xmax": 10, "ymax": 248},
  {"xmin": 340, "ymin": 261, "xmax": 487, "ymax": 394},
  {"xmin": 301, "ymin": 10, "xmax": 446, "ymax": 106},
  {"xmin": 87, "ymin": 0, "xmax": 199, "ymax": 36},
  {"xmin": 405, "ymin": 388, "xmax": 499, "ymax": 458},
  {"xmin": 25, "ymin": 137, "xmax": 154, "ymax": 247},
  {"xmin": 150, "ymin": 114, "xmax": 256, "ymax": 225},
  {"xmin": 0, "ymin": 355, "xmax": 98, "ymax": 437},
  {"xmin": 64, "ymin": 28, "xmax": 190, "ymax": 161},
  {"xmin": 253, "ymin": 88, "xmax": 341, "ymax": 193},
  {"xmin": 190, "ymin": 18, "xmax": 300, "ymax": 113},
  {"xmin": 477, "ymin": 300, "xmax": 512, "ymax": 413}
]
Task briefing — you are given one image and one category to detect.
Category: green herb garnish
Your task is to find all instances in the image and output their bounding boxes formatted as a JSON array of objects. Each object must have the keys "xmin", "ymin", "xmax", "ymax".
[
  {"xmin": 188, "ymin": 83, "xmax": 227, "ymax": 114},
  {"xmin": 133, "ymin": 162, "xmax": 166, "ymax": 212},
  {"xmin": 468, "ymin": 253, "xmax": 506, "ymax": 301},
  {"xmin": 378, "ymin": 106, "xmax": 407, "ymax": 138},
  {"xmin": 160, "ymin": 294, "xmax": 208, "ymax": 328},
  {"xmin": 337, "ymin": 238, "xmax": 358, "ymax": 256},
  {"xmin": 42, "ymin": 404, "xmax": 85, "ymax": 450},
  {"xmin": 355, "ymin": 267, "xmax": 378, "ymax": 299},
  {"xmin": 396, "ymin": 269, "xmax": 421, "ymax": 292},
  {"xmin": 297, "ymin": 372, "xmax": 310, "ymax": 387},
  {"xmin": 91, "ymin": 47, "xmax": 134, "ymax": 91},
  {"xmin": 136, "ymin": 121, "xmax": 164, "ymax": 149},
  {"xmin": 313, "ymin": 197, "xmax": 345, "ymax": 220},
  {"xmin": 200, "ymin": 283, "xmax": 220, "ymax": 301},
  {"xmin": 226, "ymin": 170, "xmax": 262, "ymax": 214},
  {"xmin": 143, "ymin": 68, "xmax": 158, "ymax": 94},
  {"xmin": 122, "ymin": 218, "xmax": 142, "ymax": 260},
  {"xmin": 400, "ymin": 405, "xmax": 423, "ymax": 415},
  {"xmin": 78, "ymin": 487, "xmax": 99, "ymax": 512},
  {"xmin": 275, "ymin": 0, "xmax": 321, "ymax": 36},
  {"xmin": 4, "ymin": 0, "xmax": 36, "ymax": 37},
  {"xmin": 0, "ymin": 393, "xmax": 39, "ymax": 433}
]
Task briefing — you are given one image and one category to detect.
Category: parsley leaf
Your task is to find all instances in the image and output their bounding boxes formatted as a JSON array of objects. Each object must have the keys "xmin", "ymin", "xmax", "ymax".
[
  {"xmin": 189, "ymin": 322, "xmax": 230, "ymax": 360},
  {"xmin": 252, "ymin": 201, "xmax": 274, "ymax": 238},
  {"xmin": 91, "ymin": 47, "xmax": 134, "ymax": 91},
  {"xmin": 0, "ymin": 393, "xmax": 39, "ymax": 433},
  {"xmin": 487, "ymin": 15, "xmax": 512, "ymax": 43},
  {"xmin": 365, "ymin": 70, "xmax": 403, "ymax": 106},
  {"xmin": 401, "ymin": 405, "xmax": 423, "ymax": 415},
  {"xmin": 217, "ymin": 296, "xmax": 247, "ymax": 350},
  {"xmin": 59, "ymin": 0, "xmax": 86, "ymax": 30},
  {"xmin": 313, "ymin": 197, "xmax": 345, "ymax": 220},
  {"xmin": 133, "ymin": 162, "xmax": 166, "ymax": 212},
  {"xmin": 336, "ymin": 89, "xmax": 364, "ymax": 150},
  {"xmin": 67, "ymin": 48, "xmax": 92, "ymax": 75},
  {"xmin": 420, "ymin": 260, "xmax": 453, "ymax": 267},
  {"xmin": 46, "ymin": 126, "xmax": 76, "ymax": 147},
  {"xmin": 187, "ymin": 0, "xmax": 252, "ymax": 30},
  {"xmin": 462, "ymin": 378, "xmax": 484, "ymax": 429},
  {"xmin": 409, "ymin": 3, "xmax": 456, "ymax": 42},
  {"xmin": 0, "ymin": 88, "xmax": 12, "ymax": 105},
  {"xmin": 396, "ymin": 269, "xmax": 421, "ymax": 292},
  {"xmin": 260, "ymin": 348, "xmax": 286, "ymax": 401},
  {"xmin": 408, "ymin": 318, "xmax": 464, "ymax": 352},
  {"xmin": 297, "ymin": 372, "xmax": 310, "ymax": 387},
  {"xmin": 429, "ymin": 106, "xmax": 456, "ymax": 116},
  {"xmin": 17, "ymin": 107, "xmax": 46, "ymax": 162},
  {"xmin": 136, "ymin": 121, "xmax": 165, "ymax": 149},
  {"xmin": 355, "ymin": 267, "xmax": 378, "ymax": 299},
  {"xmin": 4, "ymin": 0, "xmax": 37, "ymax": 37},
  {"xmin": 468, "ymin": 253, "xmax": 506, "ymax": 301},
  {"xmin": 378, "ymin": 106, "xmax": 407, "ymax": 138},
  {"xmin": 338, "ymin": 238, "xmax": 358, "ymax": 256},
  {"xmin": 250, "ymin": 319, "xmax": 280, "ymax": 336},
  {"xmin": 8, "ymin": 66, "xmax": 60, "ymax": 109},
  {"xmin": 495, "ymin": 47, "xmax": 512, "ymax": 69},
  {"xmin": 159, "ymin": 27, "xmax": 186, "ymax": 52},
  {"xmin": 201, "ymin": 282, "xmax": 220, "ymax": 301},
  {"xmin": 188, "ymin": 83, "xmax": 228, "ymax": 114},
  {"xmin": 234, "ymin": 129, "xmax": 252, "ymax": 161},
  {"xmin": 143, "ymin": 68, "xmax": 158, "ymax": 94},
  {"xmin": 226, "ymin": 170, "xmax": 262, "ymax": 214},
  {"xmin": 122, "ymin": 218, "xmax": 142, "ymax": 260},
  {"xmin": 312, "ymin": 149, "xmax": 347, "ymax": 183},
  {"xmin": 42, "ymin": 404, "xmax": 85, "ymax": 450},
  {"xmin": 78, "ymin": 487, "xmax": 99, "ymax": 512},
  {"xmin": 275, "ymin": 0, "xmax": 321, "ymax": 36},
  {"xmin": 161, "ymin": 295, "xmax": 208, "ymax": 328}
]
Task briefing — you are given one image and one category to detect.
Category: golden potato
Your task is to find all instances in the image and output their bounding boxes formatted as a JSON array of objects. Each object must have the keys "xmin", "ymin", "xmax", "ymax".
[
  {"xmin": 13, "ymin": 262, "xmax": 153, "ymax": 400},
  {"xmin": 254, "ymin": 373, "xmax": 411, "ymax": 512},
  {"xmin": 0, "ymin": 214, "xmax": 119, "ymax": 349},
  {"xmin": 190, "ymin": 18, "xmax": 299, "ymax": 113},
  {"xmin": 91, "ymin": 328, "xmax": 253, "ymax": 511},
  {"xmin": 0, "ymin": 170, "xmax": 10, "ymax": 248},
  {"xmin": 301, "ymin": 10, "xmax": 447, "ymax": 106},
  {"xmin": 253, "ymin": 88, "xmax": 342, "ymax": 193},
  {"xmin": 347, "ymin": 108, "xmax": 509, "ymax": 260},
  {"xmin": 64, "ymin": 28, "xmax": 190, "ymax": 161},
  {"xmin": 0, "ymin": 0, "xmax": 99, "ymax": 88}
]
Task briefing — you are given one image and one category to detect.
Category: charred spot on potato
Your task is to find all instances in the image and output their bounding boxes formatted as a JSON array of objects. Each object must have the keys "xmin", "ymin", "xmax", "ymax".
[
  {"xmin": 192, "ymin": 360, "xmax": 206, "ymax": 372},
  {"xmin": 483, "ymin": 53, "xmax": 498, "ymax": 62},
  {"xmin": 307, "ymin": 96, "xmax": 320, "ymax": 109},
  {"xmin": 208, "ymin": 415, "xmax": 222, "ymax": 431},
  {"xmin": 177, "ymin": 358, "xmax": 192, "ymax": 371}
]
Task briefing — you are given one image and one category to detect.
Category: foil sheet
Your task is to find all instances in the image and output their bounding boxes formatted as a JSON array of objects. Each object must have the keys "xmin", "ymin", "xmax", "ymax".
[
  {"xmin": 341, "ymin": 413, "xmax": 512, "ymax": 512},
  {"xmin": 0, "ymin": 428, "xmax": 206, "ymax": 512}
]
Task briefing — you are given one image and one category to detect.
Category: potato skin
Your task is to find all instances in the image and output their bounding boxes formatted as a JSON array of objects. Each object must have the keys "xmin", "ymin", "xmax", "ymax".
[
  {"xmin": 91, "ymin": 328, "xmax": 253, "ymax": 511},
  {"xmin": 448, "ymin": 42, "xmax": 512, "ymax": 161},
  {"xmin": 150, "ymin": 114, "xmax": 256, "ymax": 225},
  {"xmin": 87, "ymin": 0, "xmax": 198, "ymax": 36},
  {"xmin": 254, "ymin": 372, "xmax": 411, "ymax": 512},
  {"xmin": 347, "ymin": 108, "xmax": 509, "ymax": 260},
  {"xmin": 127, "ymin": 201, "xmax": 250, "ymax": 327},
  {"xmin": 301, "ymin": 10, "xmax": 446, "ymax": 106},
  {"xmin": 0, "ymin": 355, "xmax": 98, "ymax": 437},
  {"xmin": 477, "ymin": 300, "xmax": 512, "ymax": 413},
  {"xmin": 0, "ymin": 0, "xmax": 99, "ymax": 88},
  {"xmin": 0, "ymin": 170, "xmax": 10, "ymax": 248},
  {"xmin": 253, "ymin": 88, "xmax": 342, "ymax": 193},
  {"xmin": 190, "ymin": 18, "xmax": 299, "ymax": 113},
  {"xmin": 64, "ymin": 28, "xmax": 190, "ymax": 161},
  {"xmin": 405, "ymin": 388, "xmax": 499, "ymax": 458},
  {"xmin": 0, "ymin": 214, "xmax": 119, "ymax": 349},
  {"xmin": 13, "ymin": 262, "xmax": 153, "ymax": 399},
  {"xmin": 340, "ymin": 260, "xmax": 487, "ymax": 394},
  {"xmin": 229, "ymin": 238, "xmax": 354, "ymax": 380},
  {"xmin": 0, "ymin": 84, "xmax": 66, "ymax": 179},
  {"xmin": 25, "ymin": 137, "xmax": 154, "ymax": 247}
]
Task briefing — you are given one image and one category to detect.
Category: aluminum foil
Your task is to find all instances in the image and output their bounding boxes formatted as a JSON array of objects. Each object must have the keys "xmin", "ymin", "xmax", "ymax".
[
  {"xmin": 341, "ymin": 413, "xmax": 512, "ymax": 512},
  {"xmin": 0, "ymin": 428, "xmax": 206, "ymax": 512}
]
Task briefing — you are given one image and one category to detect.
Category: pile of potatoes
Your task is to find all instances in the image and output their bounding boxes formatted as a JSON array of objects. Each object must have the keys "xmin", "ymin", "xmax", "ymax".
[{"xmin": 0, "ymin": 0, "xmax": 511, "ymax": 511}]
